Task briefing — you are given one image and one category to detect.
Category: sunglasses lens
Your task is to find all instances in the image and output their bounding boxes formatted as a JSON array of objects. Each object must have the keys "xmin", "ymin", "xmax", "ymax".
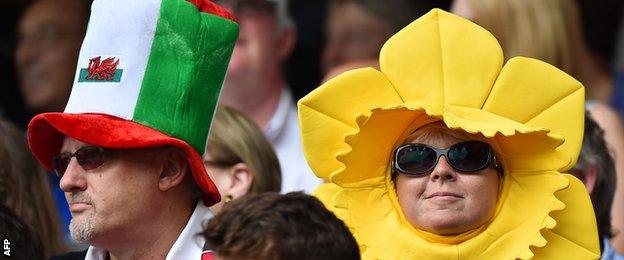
[
  {"xmin": 447, "ymin": 141, "xmax": 491, "ymax": 172},
  {"xmin": 396, "ymin": 145, "xmax": 437, "ymax": 175},
  {"xmin": 75, "ymin": 147, "xmax": 107, "ymax": 171},
  {"xmin": 52, "ymin": 154, "xmax": 71, "ymax": 178}
]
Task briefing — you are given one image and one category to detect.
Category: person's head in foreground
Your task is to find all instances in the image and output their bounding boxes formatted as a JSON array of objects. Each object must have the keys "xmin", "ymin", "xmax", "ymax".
[
  {"xmin": 571, "ymin": 112, "xmax": 616, "ymax": 252},
  {"xmin": 26, "ymin": 0, "xmax": 238, "ymax": 258},
  {"xmin": 0, "ymin": 118, "xmax": 65, "ymax": 257},
  {"xmin": 298, "ymin": 9, "xmax": 600, "ymax": 259},
  {"xmin": 204, "ymin": 105, "xmax": 281, "ymax": 213},
  {"xmin": 202, "ymin": 192, "xmax": 360, "ymax": 260}
]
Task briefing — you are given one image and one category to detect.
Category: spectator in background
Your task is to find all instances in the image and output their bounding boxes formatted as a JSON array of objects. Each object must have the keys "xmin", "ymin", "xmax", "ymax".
[
  {"xmin": 0, "ymin": 203, "xmax": 44, "ymax": 260},
  {"xmin": 451, "ymin": 0, "xmax": 611, "ymax": 104},
  {"xmin": 0, "ymin": 118, "xmax": 66, "ymax": 258},
  {"xmin": 14, "ymin": 0, "xmax": 92, "ymax": 247},
  {"xmin": 203, "ymin": 192, "xmax": 360, "ymax": 260},
  {"xmin": 322, "ymin": 0, "xmax": 430, "ymax": 74},
  {"xmin": 204, "ymin": 106, "xmax": 282, "ymax": 213},
  {"xmin": 571, "ymin": 112, "xmax": 620, "ymax": 258},
  {"xmin": 216, "ymin": 0, "xmax": 322, "ymax": 193},
  {"xmin": 452, "ymin": 0, "xmax": 624, "ymax": 253},
  {"xmin": 575, "ymin": 0, "xmax": 623, "ymax": 99},
  {"xmin": 15, "ymin": 0, "xmax": 91, "ymax": 114},
  {"xmin": 0, "ymin": 0, "xmax": 31, "ymax": 129},
  {"xmin": 321, "ymin": 0, "xmax": 451, "ymax": 82}
]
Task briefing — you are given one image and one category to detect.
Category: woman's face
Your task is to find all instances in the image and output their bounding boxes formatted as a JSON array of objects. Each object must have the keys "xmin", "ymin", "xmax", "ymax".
[{"xmin": 395, "ymin": 130, "xmax": 500, "ymax": 235}]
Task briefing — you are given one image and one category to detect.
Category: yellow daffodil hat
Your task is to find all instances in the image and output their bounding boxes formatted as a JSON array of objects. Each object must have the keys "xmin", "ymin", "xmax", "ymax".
[{"xmin": 298, "ymin": 9, "xmax": 599, "ymax": 259}]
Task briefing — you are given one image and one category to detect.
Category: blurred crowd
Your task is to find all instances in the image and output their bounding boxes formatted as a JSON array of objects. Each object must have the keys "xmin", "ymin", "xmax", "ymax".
[{"xmin": 1, "ymin": 0, "xmax": 624, "ymax": 259}]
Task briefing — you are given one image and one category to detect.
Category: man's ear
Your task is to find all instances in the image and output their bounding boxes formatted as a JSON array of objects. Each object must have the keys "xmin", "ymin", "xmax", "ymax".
[
  {"xmin": 226, "ymin": 163, "xmax": 254, "ymax": 199},
  {"xmin": 158, "ymin": 148, "xmax": 189, "ymax": 191},
  {"xmin": 582, "ymin": 165, "xmax": 598, "ymax": 194},
  {"xmin": 276, "ymin": 26, "xmax": 296, "ymax": 62}
]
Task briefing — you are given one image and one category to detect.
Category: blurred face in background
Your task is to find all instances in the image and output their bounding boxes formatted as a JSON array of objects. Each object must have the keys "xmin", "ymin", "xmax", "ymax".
[
  {"xmin": 322, "ymin": 1, "xmax": 390, "ymax": 73},
  {"xmin": 218, "ymin": 0, "xmax": 294, "ymax": 93},
  {"xmin": 15, "ymin": 0, "xmax": 88, "ymax": 113},
  {"xmin": 450, "ymin": 0, "xmax": 476, "ymax": 21}
]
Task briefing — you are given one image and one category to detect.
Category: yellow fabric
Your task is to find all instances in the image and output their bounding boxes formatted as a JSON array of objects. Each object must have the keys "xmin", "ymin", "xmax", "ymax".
[{"xmin": 298, "ymin": 9, "xmax": 599, "ymax": 259}]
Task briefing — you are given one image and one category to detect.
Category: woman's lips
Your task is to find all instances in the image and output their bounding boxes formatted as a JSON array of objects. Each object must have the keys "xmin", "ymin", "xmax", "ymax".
[{"xmin": 426, "ymin": 192, "xmax": 464, "ymax": 199}]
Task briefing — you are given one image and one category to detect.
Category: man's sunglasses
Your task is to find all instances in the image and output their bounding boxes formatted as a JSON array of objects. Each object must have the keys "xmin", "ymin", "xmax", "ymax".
[
  {"xmin": 392, "ymin": 141, "xmax": 500, "ymax": 176},
  {"xmin": 52, "ymin": 146, "xmax": 108, "ymax": 178}
]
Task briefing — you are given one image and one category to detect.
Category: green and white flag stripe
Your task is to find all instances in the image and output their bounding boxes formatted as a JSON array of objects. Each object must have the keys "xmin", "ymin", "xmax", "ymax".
[{"xmin": 65, "ymin": 0, "xmax": 238, "ymax": 154}]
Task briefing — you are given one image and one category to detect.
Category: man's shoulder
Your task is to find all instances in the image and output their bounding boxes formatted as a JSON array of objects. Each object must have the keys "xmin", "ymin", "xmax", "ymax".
[{"xmin": 50, "ymin": 250, "xmax": 88, "ymax": 260}]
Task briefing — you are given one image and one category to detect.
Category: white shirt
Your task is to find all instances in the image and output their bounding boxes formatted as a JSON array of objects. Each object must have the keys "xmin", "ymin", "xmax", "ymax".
[
  {"xmin": 85, "ymin": 202, "xmax": 213, "ymax": 260},
  {"xmin": 264, "ymin": 88, "xmax": 323, "ymax": 193}
]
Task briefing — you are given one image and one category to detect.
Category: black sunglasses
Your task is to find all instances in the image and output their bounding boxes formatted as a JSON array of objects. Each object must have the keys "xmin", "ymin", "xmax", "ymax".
[
  {"xmin": 51, "ymin": 146, "xmax": 108, "ymax": 178},
  {"xmin": 393, "ymin": 141, "xmax": 500, "ymax": 176}
]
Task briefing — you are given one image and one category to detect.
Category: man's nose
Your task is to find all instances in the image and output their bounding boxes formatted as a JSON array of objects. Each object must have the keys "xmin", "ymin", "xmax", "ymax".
[
  {"xmin": 429, "ymin": 156, "xmax": 458, "ymax": 182},
  {"xmin": 59, "ymin": 158, "xmax": 87, "ymax": 192}
]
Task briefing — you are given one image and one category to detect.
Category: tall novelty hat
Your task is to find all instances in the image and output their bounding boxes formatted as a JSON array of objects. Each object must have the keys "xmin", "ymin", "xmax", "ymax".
[
  {"xmin": 28, "ymin": 0, "xmax": 239, "ymax": 206},
  {"xmin": 299, "ymin": 9, "xmax": 600, "ymax": 259}
]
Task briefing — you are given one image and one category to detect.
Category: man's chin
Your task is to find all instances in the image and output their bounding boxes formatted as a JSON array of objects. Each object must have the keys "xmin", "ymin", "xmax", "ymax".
[{"xmin": 69, "ymin": 217, "xmax": 96, "ymax": 242}]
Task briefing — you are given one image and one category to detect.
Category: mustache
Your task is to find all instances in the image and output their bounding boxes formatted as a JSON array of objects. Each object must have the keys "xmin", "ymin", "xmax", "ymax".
[{"xmin": 67, "ymin": 193, "xmax": 93, "ymax": 205}]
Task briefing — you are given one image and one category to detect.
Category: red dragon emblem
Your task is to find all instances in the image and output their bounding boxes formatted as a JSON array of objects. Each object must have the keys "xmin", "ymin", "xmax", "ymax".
[{"xmin": 86, "ymin": 56, "xmax": 119, "ymax": 81}]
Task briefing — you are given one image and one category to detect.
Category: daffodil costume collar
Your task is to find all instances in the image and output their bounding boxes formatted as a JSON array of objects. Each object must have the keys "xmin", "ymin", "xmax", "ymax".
[{"xmin": 298, "ymin": 9, "xmax": 599, "ymax": 259}]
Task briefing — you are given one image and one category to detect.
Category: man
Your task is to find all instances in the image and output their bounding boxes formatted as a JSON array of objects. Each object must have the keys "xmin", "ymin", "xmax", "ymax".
[
  {"xmin": 571, "ymin": 112, "xmax": 620, "ymax": 257},
  {"xmin": 322, "ymin": 0, "xmax": 447, "ymax": 77},
  {"xmin": 216, "ymin": 0, "xmax": 322, "ymax": 193},
  {"xmin": 15, "ymin": 0, "xmax": 91, "ymax": 114},
  {"xmin": 28, "ymin": 0, "xmax": 238, "ymax": 259}
]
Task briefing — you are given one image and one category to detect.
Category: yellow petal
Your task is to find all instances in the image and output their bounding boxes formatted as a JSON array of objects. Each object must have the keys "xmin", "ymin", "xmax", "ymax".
[
  {"xmin": 298, "ymin": 68, "xmax": 402, "ymax": 180},
  {"xmin": 380, "ymin": 9, "xmax": 503, "ymax": 108}
]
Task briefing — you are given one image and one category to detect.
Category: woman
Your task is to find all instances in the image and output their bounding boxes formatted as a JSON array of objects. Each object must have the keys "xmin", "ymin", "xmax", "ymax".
[
  {"xmin": 451, "ymin": 0, "xmax": 610, "ymax": 103},
  {"xmin": 451, "ymin": 0, "xmax": 624, "ymax": 254},
  {"xmin": 0, "ymin": 118, "xmax": 66, "ymax": 258},
  {"xmin": 203, "ymin": 106, "xmax": 281, "ymax": 213},
  {"xmin": 392, "ymin": 122, "xmax": 502, "ymax": 237},
  {"xmin": 298, "ymin": 9, "xmax": 599, "ymax": 259}
]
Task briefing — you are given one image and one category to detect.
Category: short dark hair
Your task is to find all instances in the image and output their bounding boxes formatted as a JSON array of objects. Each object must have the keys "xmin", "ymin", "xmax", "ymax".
[
  {"xmin": 202, "ymin": 192, "xmax": 360, "ymax": 260},
  {"xmin": 0, "ymin": 203, "xmax": 44, "ymax": 260},
  {"xmin": 574, "ymin": 112, "xmax": 616, "ymax": 245}
]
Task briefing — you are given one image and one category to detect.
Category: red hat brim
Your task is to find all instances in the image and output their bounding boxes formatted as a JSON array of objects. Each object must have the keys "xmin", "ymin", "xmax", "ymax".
[{"xmin": 28, "ymin": 112, "xmax": 220, "ymax": 206}]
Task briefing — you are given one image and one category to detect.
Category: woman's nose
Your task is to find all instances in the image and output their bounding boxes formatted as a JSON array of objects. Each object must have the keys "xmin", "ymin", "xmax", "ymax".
[{"xmin": 430, "ymin": 156, "xmax": 458, "ymax": 182}]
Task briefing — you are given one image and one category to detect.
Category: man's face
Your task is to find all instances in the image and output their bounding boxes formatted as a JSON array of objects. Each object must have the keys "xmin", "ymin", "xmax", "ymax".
[
  {"xmin": 223, "ymin": 7, "xmax": 284, "ymax": 91},
  {"xmin": 322, "ymin": 1, "xmax": 391, "ymax": 73},
  {"xmin": 58, "ymin": 137, "xmax": 166, "ymax": 245},
  {"xmin": 15, "ymin": 0, "xmax": 87, "ymax": 112}
]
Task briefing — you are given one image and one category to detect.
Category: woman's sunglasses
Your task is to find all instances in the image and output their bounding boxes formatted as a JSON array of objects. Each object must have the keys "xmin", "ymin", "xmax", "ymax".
[
  {"xmin": 393, "ymin": 141, "xmax": 500, "ymax": 176},
  {"xmin": 52, "ymin": 146, "xmax": 108, "ymax": 178}
]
